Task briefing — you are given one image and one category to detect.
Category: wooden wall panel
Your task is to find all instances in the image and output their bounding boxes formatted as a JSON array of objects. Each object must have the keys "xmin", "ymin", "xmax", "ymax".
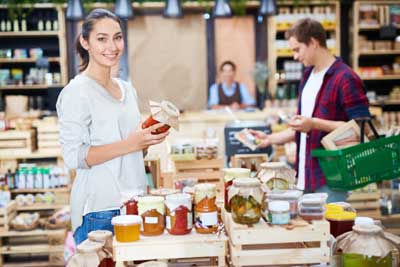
[
  {"xmin": 128, "ymin": 15, "xmax": 208, "ymax": 112},
  {"xmin": 214, "ymin": 17, "xmax": 256, "ymax": 97}
]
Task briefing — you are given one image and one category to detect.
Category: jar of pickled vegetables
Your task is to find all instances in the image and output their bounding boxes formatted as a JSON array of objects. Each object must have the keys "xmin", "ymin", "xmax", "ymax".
[
  {"xmin": 138, "ymin": 196, "xmax": 165, "ymax": 236},
  {"xmin": 223, "ymin": 168, "xmax": 251, "ymax": 212},
  {"xmin": 257, "ymin": 162, "xmax": 296, "ymax": 191},
  {"xmin": 228, "ymin": 178, "xmax": 264, "ymax": 225},
  {"xmin": 142, "ymin": 100, "xmax": 180, "ymax": 134},
  {"xmin": 121, "ymin": 190, "xmax": 144, "ymax": 215},
  {"xmin": 165, "ymin": 193, "xmax": 192, "ymax": 235},
  {"xmin": 194, "ymin": 183, "xmax": 218, "ymax": 234}
]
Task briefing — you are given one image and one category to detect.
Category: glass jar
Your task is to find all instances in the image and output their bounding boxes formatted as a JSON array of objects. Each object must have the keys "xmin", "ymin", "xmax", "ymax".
[
  {"xmin": 165, "ymin": 193, "xmax": 192, "ymax": 235},
  {"xmin": 121, "ymin": 190, "xmax": 144, "ymax": 215},
  {"xmin": 223, "ymin": 168, "xmax": 251, "ymax": 212},
  {"xmin": 111, "ymin": 215, "xmax": 142, "ymax": 242},
  {"xmin": 257, "ymin": 162, "xmax": 296, "ymax": 191},
  {"xmin": 229, "ymin": 178, "xmax": 264, "ymax": 225},
  {"xmin": 325, "ymin": 203, "xmax": 356, "ymax": 237},
  {"xmin": 194, "ymin": 183, "xmax": 218, "ymax": 234},
  {"xmin": 268, "ymin": 190, "xmax": 302, "ymax": 219},
  {"xmin": 268, "ymin": 200, "xmax": 290, "ymax": 225},
  {"xmin": 138, "ymin": 196, "xmax": 165, "ymax": 236},
  {"xmin": 142, "ymin": 100, "xmax": 179, "ymax": 134}
]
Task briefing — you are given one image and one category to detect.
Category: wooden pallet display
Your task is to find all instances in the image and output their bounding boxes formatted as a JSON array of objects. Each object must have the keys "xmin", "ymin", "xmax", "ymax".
[
  {"xmin": 0, "ymin": 229, "xmax": 66, "ymax": 267},
  {"xmin": 174, "ymin": 158, "xmax": 224, "ymax": 194},
  {"xmin": 222, "ymin": 210, "xmax": 330, "ymax": 267},
  {"xmin": 230, "ymin": 154, "xmax": 268, "ymax": 171},
  {"xmin": 0, "ymin": 202, "xmax": 16, "ymax": 233},
  {"xmin": 113, "ymin": 230, "xmax": 228, "ymax": 267},
  {"xmin": 0, "ymin": 131, "xmax": 36, "ymax": 157},
  {"xmin": 347, "ymin": 191, "xmax": 381, "ymax": 218},
  {"xmin": 35, "ymin": 123, "xmax": 60, "ymax": 154}
]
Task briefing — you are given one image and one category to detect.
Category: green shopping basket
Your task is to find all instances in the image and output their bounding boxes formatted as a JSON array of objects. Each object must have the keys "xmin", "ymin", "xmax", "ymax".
[{"xmin": 312, "ymin": 119, "xmax": 400, "ymax": 191}]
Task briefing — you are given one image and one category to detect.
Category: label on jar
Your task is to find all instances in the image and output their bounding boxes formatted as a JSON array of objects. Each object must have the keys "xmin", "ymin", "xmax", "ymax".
[
  {"xmin": 166, "ymin": 216, "xmax": 171, "ymax": 229},
  {"xmin": 145, "ymin": 216, "xmax": 158, "ymax": 224},
  {"xmin": 271, "ymin": 212, "xmax": 290, "ymax": 225},
  {"xmin": 196, "ymin": 211, "xmax": 218, "ymax": 226},
  {"xmin": 187, "ymin": 212, "xmax": 193, "ymax": 230}
]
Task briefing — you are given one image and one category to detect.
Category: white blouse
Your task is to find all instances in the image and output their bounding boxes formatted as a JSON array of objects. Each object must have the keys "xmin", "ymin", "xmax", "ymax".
[{"xmin": 56, "ymin": 74, "xmax": 147, "ymax": 232}]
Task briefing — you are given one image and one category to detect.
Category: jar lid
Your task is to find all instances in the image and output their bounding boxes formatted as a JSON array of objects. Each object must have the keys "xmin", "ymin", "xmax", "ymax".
[
  {"xmin": 269, "ymin": 200, "xmax": 290, "ymax": 212},
  {"xmin": 355, "ymin": 216, "xmax": 374, "ymax": 226},
  {"xmin": 138, "ymin": 196, "xmax": 164, "ymax": 204},
  {"xmin": 77, "ymin": 239, "xmax": 103, "ymax": 253},
  {"xmin": 88, "ymin": 230, "xmax": 112, "ymax": 242},
  {"xmin": 111, "ymin": 215, "xmax": 142, "ymax": 226},
  {"xmin": 232, "ymin": 177, "xmax": 260, "ymax": 187},
  {"xmin": 160, "ymin": 100, "xmax": 179, "ymax": 117},
  {"xmin": 223, "ymin": 168, "xmax": 251, "ymax": 182}
]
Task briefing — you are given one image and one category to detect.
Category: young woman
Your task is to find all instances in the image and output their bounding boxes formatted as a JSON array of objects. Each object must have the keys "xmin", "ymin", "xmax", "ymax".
[{"xmin": 56, "ymin": 9, "xmax": 169, "ymax": 245}]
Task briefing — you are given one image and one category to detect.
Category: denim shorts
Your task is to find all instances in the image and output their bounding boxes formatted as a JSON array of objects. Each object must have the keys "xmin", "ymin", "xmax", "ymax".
[{"xmin": 73, "ymin": 209, "xmax": 120, "ymax": 245}]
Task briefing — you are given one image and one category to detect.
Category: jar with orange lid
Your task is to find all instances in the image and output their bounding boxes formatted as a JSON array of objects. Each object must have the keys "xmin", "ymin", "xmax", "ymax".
[
  {"xmin": 194, "ymin": 183, "xmax": 218, "ymax": 234},
  {"xmin": 111, "ymin": 215, "xmax": 141, "ymax": 242},
  {"xmin": 142, "ymin": 100, "xmax": 180, "ymax": 134},
  {"xmin": 223, "ymin": 168, "xmax": 251, "ymax": 212},
  {"xmin": 138, "ymin": 196, "xmax": 165, "ymax": 236},
  {"xmin": 165, "ymin": 193, "xmax": 192, "ymax": 235},
  {"xmin": 229, "ymin": 178, "xmax": 264, "ymax": 225}
]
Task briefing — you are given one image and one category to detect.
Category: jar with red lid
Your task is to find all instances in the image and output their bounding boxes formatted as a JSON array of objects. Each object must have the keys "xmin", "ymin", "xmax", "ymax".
[
  {"xmin": 121, "ymin": 190, "xmax": 144, "ymax": 215},
  {"xmin": 165, "ymin": 193, "xmax": 192, "ymax": 235},
  {"xmin": 142, "ymin": 100, "xmax": 180, "ymax": 134},
  {"xmin": 223, "ymin": 168, "xmax": 251, "ymax": 212}
]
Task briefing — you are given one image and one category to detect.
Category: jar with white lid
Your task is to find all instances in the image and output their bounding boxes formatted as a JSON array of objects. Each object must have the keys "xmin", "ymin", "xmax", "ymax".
[
  {"xmin": 194, "ymin": 183, "xmax": 218, "ymax": 234},
  {"xmin": 165, "ymin": 193, "xmax": 192, "ymax": 235},
  {"xmin": 138, "ymin": 196, "xmax": 165, "ymax": 236},
  {"xmin": 268, "ymin": 200, "xmax": 290, "ymax": 225}
]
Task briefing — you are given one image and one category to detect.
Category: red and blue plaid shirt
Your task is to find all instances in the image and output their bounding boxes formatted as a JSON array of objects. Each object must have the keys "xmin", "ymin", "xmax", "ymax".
[{"xmin": 295, "ymin": 58, "xmax": 370, "ymax": 191}]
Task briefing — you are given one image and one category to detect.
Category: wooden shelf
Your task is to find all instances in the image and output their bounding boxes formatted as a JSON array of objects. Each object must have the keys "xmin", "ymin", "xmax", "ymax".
[
  {"xmin": 370, "ymin": 100, "xmax": 400, "ymax": 106},
  {"xmin": 16, "ymin": 204, "xmax": 67, "ymax": 211},
  {"xmin": 0, "ymin": 229, "xmax": 65, "ymax": 238},
  {"xmin": 359, "ymin": 50, "xmax": 400, "ymax": 55},
  {"xmin": 0, "ymin": 150, "xmax": 61, "ymax": 160},
  {"xmin": 0, "ymin": 244, "xmax": 64, "ymax": 255},
  {"xmin": 0, "ymin": 31, "xmax": 59, "ymax": 37},
  {"xmin": 276, "ymin": 25, "xmax": 336, "ymax": 32},
  {"xmin": 11, "ymin": 186, "xmax": 70, "ymax": 194},
  {"xmin": 0, "ymin": 84, "xmax": 64, "ymax": 90},
  {"xmin": 0, "ymin": 57, "xmax": 60, "ymax": 64},
  {"xmin": 359, "ymin": 25, "xmax": 400, "ymax": 31},
  {"xmin": 360, "ymin": 75, "xmax": 400, "ymax": 80}
]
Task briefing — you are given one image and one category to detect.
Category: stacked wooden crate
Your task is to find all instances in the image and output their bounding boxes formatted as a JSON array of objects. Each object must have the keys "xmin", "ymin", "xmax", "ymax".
[
  {"xmin": 173, "ymin": 158, "xmax": 224, "ymax": 194},
  {"xmin": 35, "ymin": 122, "xmax": 60, "ymax": 153},
  {"xmin": 222, "ymin": 210, "xmax": 330, "ymax": 267},
  {"xmin": 0, "ymin": 202, "xmax": 16, "ymax": 233},
  {"xmin": 347, "ymin": 191, "xmax": 381, "ymax": 218},
  {"xmin": 0, "ymin": 131, "xmax": 36, "ymax": 157}
]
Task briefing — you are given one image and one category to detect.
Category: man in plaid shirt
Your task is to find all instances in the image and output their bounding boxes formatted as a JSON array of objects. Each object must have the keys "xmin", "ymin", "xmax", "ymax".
[{"xmin": 251, "ymin": 18, "xmax": 370, "ymax": 202}]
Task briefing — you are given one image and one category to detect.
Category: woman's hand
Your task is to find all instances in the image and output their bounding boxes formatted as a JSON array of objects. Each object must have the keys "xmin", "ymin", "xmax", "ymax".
[
  {"xmin": 288, "ymin": 115, "xmax": 313, "ymax": 133},
  {"xmin": 126, "ymin": 123, "xmax": 169, "ymax": 152}
]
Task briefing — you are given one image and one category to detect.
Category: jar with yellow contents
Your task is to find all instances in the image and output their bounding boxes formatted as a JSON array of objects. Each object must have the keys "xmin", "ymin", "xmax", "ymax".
[
  {"xmin": 138, "ymin": 196, "xmax": 165, "ymax": 236},
  {"xmin": 223, "ymin": 168, "xmax": 251, "ymax": 212},
  {"xmin": 194, "ymin": 183, "xmax": 218, "ymax": 234},
  {"xmin": 229, "ymin": 178, "xmax": 264, "ymax": 225}
]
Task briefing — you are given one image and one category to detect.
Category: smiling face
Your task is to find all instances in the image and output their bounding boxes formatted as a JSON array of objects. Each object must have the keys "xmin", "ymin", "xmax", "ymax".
[
  {"xmin": 220, "ymin": 63, "xmax": 236, "ymax": 84},
  {"xmin": 80, "ymin": 18, "xmax": 124, "ymax": 69},
  {"xmin": 288, "ymin": 36, "xmax": 316, "ymax": 67}
]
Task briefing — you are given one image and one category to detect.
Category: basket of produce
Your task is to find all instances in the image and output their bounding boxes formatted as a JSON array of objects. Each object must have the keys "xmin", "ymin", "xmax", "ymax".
[
  {"xmin": 10, "ymin": 212, "xmax": 40, "ymax": 231},
  {"xmin": 40, "ymin": 207, "xmax": 71, "ymax": 229}
]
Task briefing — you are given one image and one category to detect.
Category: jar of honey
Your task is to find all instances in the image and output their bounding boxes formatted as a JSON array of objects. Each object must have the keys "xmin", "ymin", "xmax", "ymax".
[
  {"xmin": 142, "ymin": 100, "xmax": 180, "ymax": 134},
  {"xmin": 229, "ymin": 178, "xmax": 264, "ymax": 225},
  {"xmin": 138, "ymin": 196, "xmax": 165, "ymax": 236},
  {"xmin": 223, "ymin": 168, "xmax": 251, "ymax": 212},
  {"xmin": 112, "ymin": 215, "xmax": 142, "ymax": 242},
  {"xmin": 121, "ymin": 190, "xmax": 144, "ymax": 215},
  {"xmin": 165, "ymin": 193, "xmax": 192, "ymax": 235},
  {"xmin": 194, "ymin": 183, "xmax": 218, "ymax": 234}
]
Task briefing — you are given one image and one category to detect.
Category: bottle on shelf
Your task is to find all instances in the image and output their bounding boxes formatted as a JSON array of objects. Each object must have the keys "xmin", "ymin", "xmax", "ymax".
[
  {"xmin": 34, "ymin": 167, "xmax": 43, "ymax": 189},
  {"xmin": 21, "ymin": 13, "xmax": 27, "ymax": 32},
  {"xmin": 37, "ymin": 11, "xmax": 44, "ymax": 31},
  {"xmin": 5, "ymin": 169, "xmax": 14, "ymax": 190},
  {"xmin": 6, "ymin": 13, "xmax": 12, "ymax": 32},
  {"xmin": 0, "ymin": 11, "xmax": 6, "ymax": 32},
  {"xmin": 45, "ymin": 12, "xmax": 52, "ymax": 31},
  {"xmin": 52, "ymin": 11, "xmax": 58, "ymax": 31},
  {"xmin": 13, "ymin": 15, "xmax": 19, "ymax": 32}
]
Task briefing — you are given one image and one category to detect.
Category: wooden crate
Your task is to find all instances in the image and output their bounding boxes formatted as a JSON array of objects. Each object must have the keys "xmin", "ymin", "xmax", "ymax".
[
  {"xmin": 0, "ymin": 229, "xmax": 66, "ymax": 267},
  {"xmin": 0, "ymin": 202, "xmax": 16, "ymax": 233},
  {"xmin": 0, "ymin": 131, "xmax": 36, "ymax": 156},
  {"xmin": 113, "ymin": 231, "xmax": 228, "ymax": 267},
  {"xmin": 174, "ymin": 158, "xmax": 224, "ymax": 194},
  {"xmin": 35, "ymin": 123, "xmax": 60, "ymax": 153},
  {"xmin": 230, "ymin": 154, "xmax": 268, "ymax": 172},
  {"xmin": 347, "ymin": 191, "xmax": 381, "ymax": 218},
  {"xmin": 223, "ymin": 210, "xmax": 330, "ymax": 267}
]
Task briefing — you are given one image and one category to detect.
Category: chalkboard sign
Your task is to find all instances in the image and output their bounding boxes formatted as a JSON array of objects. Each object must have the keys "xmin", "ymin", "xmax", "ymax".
[{"xmin": 224, "ymin": 120, "xmax": 273, "ymax": 160}]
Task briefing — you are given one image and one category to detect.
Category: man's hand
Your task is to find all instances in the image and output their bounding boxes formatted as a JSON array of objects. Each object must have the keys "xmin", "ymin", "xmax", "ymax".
[
  {"xmin": 288, "ymin": 115, "xmax": 314, "ymax": 133},
  {"xmin": 230, "ymin": 102, "xmax": 240, "ymax": 110}
]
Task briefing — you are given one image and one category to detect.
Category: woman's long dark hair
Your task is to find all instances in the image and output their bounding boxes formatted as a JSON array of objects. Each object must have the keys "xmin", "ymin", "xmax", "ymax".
[{"xmin": 76, "ymin": 9, "xmax": 122, "ymax": 72}]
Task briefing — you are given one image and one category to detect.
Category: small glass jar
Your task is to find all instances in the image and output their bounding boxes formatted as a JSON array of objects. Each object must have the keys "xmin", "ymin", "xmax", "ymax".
[
  {"xmin": 138, "ymin": 196, "xmax": 165, "ymax": 236},
  {"xmin": 142, "ymin": 100, "xmax": 179, "ymax": 134},
  {"xmin": 229, "ymin": 178, "xmax": 264, "ymax": 225},
  {"xmin": 223, "ymin": 168, "xmax": 251, "ymax": 212},
  {"xmin": 165, "ymin": 193, "xmax": 192, "ymax": 235},
  {"xmin": 121, "ymin": 190, "xmax": 144, "ymax": 215},
  {"xmin": 194, "ymin": 183, "xmax": 218, "ymax": 234},
  {"xmin": 268, "ymin": 200, "xmax": 290, "ymax": 225},
  {"xmin": 111, "ymin": 215, "xmax": 142, "ymax": 242},
  {"xmin": 267, "ymin": 190, "xmax": 302, "ymax": 219}
]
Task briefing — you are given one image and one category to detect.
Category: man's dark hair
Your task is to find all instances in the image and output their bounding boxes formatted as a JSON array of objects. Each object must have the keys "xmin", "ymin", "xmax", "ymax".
[
  {"xmin": 219, "ymin": 60, "xmax": 236, "ymax": 71},
  {"xmin": 286, "ymin": 18, "xmax": 327, "ymax": 48}
]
